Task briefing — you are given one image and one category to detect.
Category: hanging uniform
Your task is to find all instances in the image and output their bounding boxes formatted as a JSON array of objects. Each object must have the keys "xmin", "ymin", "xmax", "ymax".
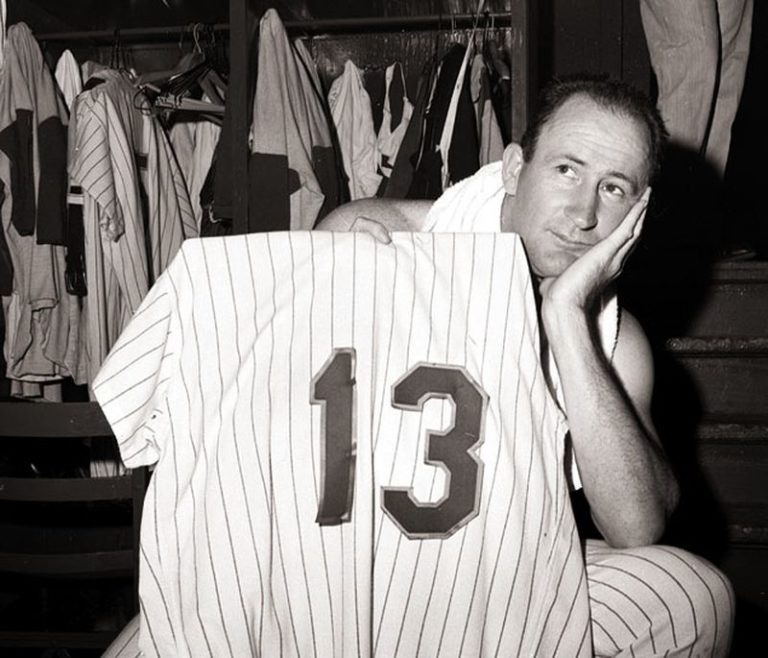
[
  {"xmin": 483, "ymin": 39, "xmax": 513, "ymax": 146},
  {"xmin": 470, "ymin": 54, "xmax": 505, "ymax": 166},
  {"xmin": 0, "ymin": 22, "xmax": 68, "ymax": 244},
  {"xmin": 52, "ymin": 48, "xmax": 88, "ymax": 300},
  {"xmin": 69, "ymin": 69, "xmax": 196, "ymax": 385},
  {"xmin": 409, "ymin": 43, "xmax": 479, "ymax": 199},
  {"xmin": 170, "ymin": 101, "xmax": 221, "ymax": 230},
  {"xmin": 328, "ymin": 60, "xmax": 381, "ymax": 200},
  {"xmin": 437, "ymin": 39, "xmax": 477, "ymax": 190},
  {"xmin": 376, "ymin": 62, "xmax": 413, "ymax": 195},
  {"xmin": 382, "ymin": 59, "xmax": 436, "ymax": 199},
  {"xmin": 0, "ymin": 22, "xmax": 81, "ymax": 394},
  {"xmin": 94, "ymin": 231, "xmax": 591, "ymax": 657},
  {"xmin": 249, "ymin": 9, "xmax": 344, "ymax": 231}
]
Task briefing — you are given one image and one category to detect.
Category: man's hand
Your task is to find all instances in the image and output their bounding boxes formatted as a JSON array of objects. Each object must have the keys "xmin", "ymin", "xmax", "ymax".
[
  {"xmin": 349, "ymin": 216, "xmax": 392, "ymax": 244},
  {"xmin": 539, "ymin": 187, "xmax": 651, "ymax": 312}
]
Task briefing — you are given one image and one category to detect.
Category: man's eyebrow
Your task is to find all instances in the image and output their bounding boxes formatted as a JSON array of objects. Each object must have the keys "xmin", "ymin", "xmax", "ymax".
[
  {"xmin": 606, "ymin": 171, "xmax": 640, "ymax": 195},
  {"xmin": 558, "ymin": 153, "xmax": 640, "ymax": 194}
]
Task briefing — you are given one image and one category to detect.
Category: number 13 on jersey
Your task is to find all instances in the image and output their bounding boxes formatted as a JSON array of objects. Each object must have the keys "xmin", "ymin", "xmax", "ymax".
[{"xmin": 311, "ymin": 348, "xmax": 489, "ymax": 539}]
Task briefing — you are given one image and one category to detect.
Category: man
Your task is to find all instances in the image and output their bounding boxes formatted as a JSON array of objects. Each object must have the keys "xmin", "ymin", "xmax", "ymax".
[
  {"xmin": 317, "ymin": 77, "xmax": 734, "ymax": 656},
  {"xmin": 102, "ymin": 77, "xmax": 732, "ymax": 658}
]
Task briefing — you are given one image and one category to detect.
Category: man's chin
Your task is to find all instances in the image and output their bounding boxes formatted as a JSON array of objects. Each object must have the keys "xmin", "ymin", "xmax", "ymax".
[{"xmin": 531, "ymin": 252, "xmax": 578, "ymax": 279}]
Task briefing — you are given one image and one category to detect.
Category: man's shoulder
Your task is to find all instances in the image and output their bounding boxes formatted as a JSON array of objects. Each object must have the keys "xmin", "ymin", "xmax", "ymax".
[{"xmin": 316, "ymin": 198, "xmax": 434, "ymax": 233}]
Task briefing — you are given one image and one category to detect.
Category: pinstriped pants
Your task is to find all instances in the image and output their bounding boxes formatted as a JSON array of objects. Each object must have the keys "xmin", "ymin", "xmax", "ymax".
[
  {"xmin": 104, "ymin": 540, "xmax": 734, "ymax": 657},
  {"xmin": 587, "ymin": 540, "xmax": 734, "ymax": 657}
]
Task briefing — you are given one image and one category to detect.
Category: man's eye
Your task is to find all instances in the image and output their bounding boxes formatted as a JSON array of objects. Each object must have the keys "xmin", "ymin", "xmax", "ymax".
[
  {"xmin": 556, "ymin": 164, "xmax": 575, "ymax": 177},
  {"xmin": 602, "ymin": 183, "xmax": 626, "ymax": 198}
]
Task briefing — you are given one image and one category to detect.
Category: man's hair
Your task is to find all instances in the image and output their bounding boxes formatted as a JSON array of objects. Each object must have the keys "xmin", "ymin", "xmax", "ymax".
[{"xmin": 519, "ymin": 75, "xmax": 668, "ymax": 183}]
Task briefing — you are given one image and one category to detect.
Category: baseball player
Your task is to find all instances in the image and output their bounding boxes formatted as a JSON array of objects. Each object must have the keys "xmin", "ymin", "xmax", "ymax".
[{"xmin": 316, "ymin": 76, "xmax": 734, "ymax": 657}]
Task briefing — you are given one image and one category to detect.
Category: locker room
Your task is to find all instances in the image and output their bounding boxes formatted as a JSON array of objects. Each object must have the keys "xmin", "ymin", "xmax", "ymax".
[{"xmin": 0, "ymin": 1, "xmax": 765, "ymax": 656}]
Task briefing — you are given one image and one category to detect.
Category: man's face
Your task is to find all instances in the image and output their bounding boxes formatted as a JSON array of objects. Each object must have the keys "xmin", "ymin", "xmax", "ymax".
[{"xmin": 501, "ymin": 95, "xmax": 650, "ymax": 279}]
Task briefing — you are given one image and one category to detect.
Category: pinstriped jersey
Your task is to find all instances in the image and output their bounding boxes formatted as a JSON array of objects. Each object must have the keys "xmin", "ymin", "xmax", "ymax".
[
  {"xmin": 93, "ymin": 232, "xmax": 592, "ymax": 657},
  {"xmin": 69, "ymin": 69, "xmax": 197, "ymax": 385}
]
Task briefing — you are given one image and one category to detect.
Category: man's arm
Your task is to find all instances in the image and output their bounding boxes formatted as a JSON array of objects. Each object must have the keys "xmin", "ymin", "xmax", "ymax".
[
  {"xmin": 541, "ymin": 192, "xmax": 679, "ymax": 548},
  {"xmin": 550, "ymin": 305, "xmax": 679, "ymax": 548},
  {"xmin": 315, "ymin": 198, "xmax": 434, "ymax": 233}
]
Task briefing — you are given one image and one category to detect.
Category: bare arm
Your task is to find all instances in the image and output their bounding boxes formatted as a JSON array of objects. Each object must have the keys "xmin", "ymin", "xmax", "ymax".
[
  {"xmin": 541, "ymin": 190, "xmax": 679, "ymax": 547},
  {"xmin": 549, "ymin": 305, "xmax": 679, "ymax": 547},
  {"xmin": 315, "ymin": 198, "xmax": 434, "ymax": 233}
]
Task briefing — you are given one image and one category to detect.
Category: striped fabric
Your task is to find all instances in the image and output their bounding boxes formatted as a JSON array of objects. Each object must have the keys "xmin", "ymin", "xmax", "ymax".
[
  {"xmin": 103, "ymin": 540, "xmax": 736, "ymax": 658},
  {"xmin": 94, "ymin": 232, "xmax": 591, "ymax": 657},
  {"xmin": 69, "ymin": 70, "xmax": 197, "ymax": 384},
  {"xmin": 586, "ymin": 540, "xmax": 735, "ymax": 657}
]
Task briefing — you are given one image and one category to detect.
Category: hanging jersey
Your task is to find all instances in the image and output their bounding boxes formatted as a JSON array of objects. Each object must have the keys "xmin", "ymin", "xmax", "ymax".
[
  {"xmin": 54, "ymin": 49, "xmax": 83, "ymax": 111},
  {"xmin": 93, "ymin": 231, "xmax": 591, "ymax": 657},
  {"xmin": 328, "ymin": 60, "xmax": 382, "ymax": 200},
  {"xmin": 470, "ymin": 55, "xmax": 505, "ymax": 166},
  {"xmin": 69, "ymin": 69, "xmax": 197, "ymax": 384},
  {"xmin": 248, "ymin": 9, "xmax": 344, "ymax": 231},
  {"xmin": 0, "ymin": 23, "xmax": 81, "ymax": 395}
]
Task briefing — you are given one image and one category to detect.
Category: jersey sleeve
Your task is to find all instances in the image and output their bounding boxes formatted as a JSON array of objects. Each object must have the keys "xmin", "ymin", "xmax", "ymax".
[{"xmin": 92, "ymin": 266, "xmax": 178, "ymax": 468}]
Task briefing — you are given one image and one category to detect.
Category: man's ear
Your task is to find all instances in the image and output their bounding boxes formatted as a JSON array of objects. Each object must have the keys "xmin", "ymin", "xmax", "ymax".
[{"xmin": 501, "ymin": 143, "xmax": 524, "ymax": 195}]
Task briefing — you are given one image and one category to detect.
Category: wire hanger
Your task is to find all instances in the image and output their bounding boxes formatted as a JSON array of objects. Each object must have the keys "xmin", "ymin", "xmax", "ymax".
[
  {"xmin": 140, "ymin": 22, "xmax": 225, "ymax": 120},
  {"xmin": 141, "ymin": 23, "xmax": 226, "ymax": 123}
]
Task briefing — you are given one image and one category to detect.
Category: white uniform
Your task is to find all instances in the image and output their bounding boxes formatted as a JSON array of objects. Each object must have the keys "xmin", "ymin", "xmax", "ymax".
[{"xmin": 95, "ymin": 231, "xmax": 592, "ymax": 657}]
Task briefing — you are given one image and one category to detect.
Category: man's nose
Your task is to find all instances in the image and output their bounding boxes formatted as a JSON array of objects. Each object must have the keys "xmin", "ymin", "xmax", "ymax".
[{"xmin": 564, "ymin": 187, "xmax": 598, "ymax": 230}]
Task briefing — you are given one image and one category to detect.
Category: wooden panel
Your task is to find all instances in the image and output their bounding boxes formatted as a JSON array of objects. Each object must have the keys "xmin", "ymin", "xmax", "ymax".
[
  {"xmin": 0, "ymin": 631, "xmax": 118, "ymax": 649},
  {"xmin": 509, "ymin": 0, "xmax": 532, "ymax": 140},
  {"xmin": 230, "ymin": 0, "xmax": 258, "ymax": 234},
  {"xmin": 0, "ymin": 476, "xmax": 133, "ymax": 502},
  {"xmin": 0, "ymin": 402, "xmax": 111, "ymax": 437},
  {"xmin": 548, "ymin": 0, "xmax": 651, "ymax": 91},
  {"xmin": 698, "ymin": 443, "xmax": 768, "ymax": 508},
  {"xmin": 697, "ymin": 442, "xmax": 768, "ymax": 545},
  {"xmin": 597, "ymin": 0, "xmax": 622, "ymax": 79},
  {"xmin": 685, "ymin": 263, "xmax": 768, "ymax": 336},
  {"xmin": 672, "ymin": 356, "xmax": 768, "ymax": 416},
  {"xmin": 637, "ymin": 262, "xmax": 768, "ymax": 337},
  {"xmin": 0, "ymin": 550, "xmax": 134, "ymax": 575},
  {"xmin": 686, "ymin": 282, "xmax": 768, "ymax": 336},
  {"xmin": 620, "ymin": 0, "xmax": 651, "ymax": 93},
  {"xmin": 721, "ymin": 546, "xmax": 768, "ymax": 599},
  {"xmin": 720, "ymin": 545, "xmax": 768, "ymax": 655},
  {"xmin": 552, "ymin": 0, "xmax": 605, "ymax": 77},
  {"xmin": 623, "ymin": 260, "xmax": 768, "ymax": 340},
  {"xmin": 698, "ymin": 417, "xmax": 768, "ymax": 442}
]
